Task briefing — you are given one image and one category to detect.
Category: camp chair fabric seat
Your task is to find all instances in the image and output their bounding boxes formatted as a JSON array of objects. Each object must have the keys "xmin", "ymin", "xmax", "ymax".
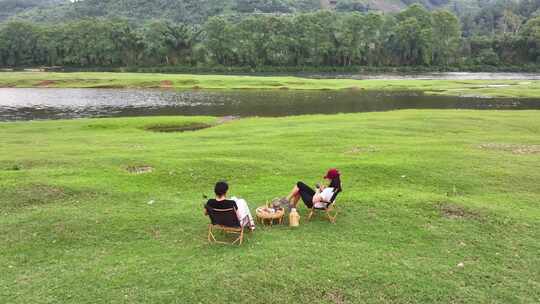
[
  {"xmin": 313, "ymin": 203, "xmax": 333, "ymax": 210},
  {"xmin": 205, "ymin": 205, "xmax": 248, "ymax": 245}
]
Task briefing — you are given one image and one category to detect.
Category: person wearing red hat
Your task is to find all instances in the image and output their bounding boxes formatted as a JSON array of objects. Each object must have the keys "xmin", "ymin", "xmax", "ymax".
[{"xmin": 286, "ymin": 168, "xmax": 342, "ymax": 209}]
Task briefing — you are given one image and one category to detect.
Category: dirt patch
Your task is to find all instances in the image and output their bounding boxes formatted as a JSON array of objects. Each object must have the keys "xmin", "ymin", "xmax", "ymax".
[
  {"xmin": 192, "ymin": 85, "xmax": 202, "ymax": 90},
  {"xmin": 347, "ymin": 86, "xmax": 363, "ymax": 91},
  {"xmin": 325, "ymin": 289, "xmax": 347, "ymax": 304},
  {"xmin": 438, "ymin": 202, "xmax": 481, "ymax": 220},
  {"xmin": 37, "ymin": 80, "xmax": 56, "ymax": 87},
  {"xmin": 278, "ymin": 86, "xmax": 290, "ymax": 90},
  {"xmin": 145, "ymin": 122, "xmax": 212, "ymax": 133},
  {"xmin": 160, "ymin": 80, "xmax": 173, "ymax": 88},
  {"xmin": 126, "ymin": 165, "xmax": 154, "ymax": 174},
  {"xmin": 344, "ymin": 145, "xmax": 378, "ymax": 155},
  {"xmin": 478, "ymin": 143, "xmax": 540, "ymax": 155},
  {"xmin": 148, "ymin": 226, "xmax": 161, "ymax": 239}
]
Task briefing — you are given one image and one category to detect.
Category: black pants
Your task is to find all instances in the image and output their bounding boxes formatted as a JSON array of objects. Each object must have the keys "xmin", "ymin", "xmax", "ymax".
[{"xmin": 297, "ymin": 181, "xmax": 315, "ymax": 208}]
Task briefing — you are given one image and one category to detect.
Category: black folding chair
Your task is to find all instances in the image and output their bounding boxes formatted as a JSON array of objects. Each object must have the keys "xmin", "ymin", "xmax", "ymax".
[
  {"xmin": 205, "ymin": 205, "xmax": 247, "ymax": 245},
  {"xmin": 307, "ymin": 189, "xmax": 341, "ymax": 223}
]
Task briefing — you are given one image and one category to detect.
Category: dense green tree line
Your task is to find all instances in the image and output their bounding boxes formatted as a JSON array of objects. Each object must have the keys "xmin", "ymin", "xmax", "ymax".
[{"xmin": 0, "ymin": 4, "xmax": 538, "ymax": 68}]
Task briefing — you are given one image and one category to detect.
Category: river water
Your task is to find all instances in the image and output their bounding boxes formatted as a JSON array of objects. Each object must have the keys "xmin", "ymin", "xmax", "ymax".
[{"xmin": 1, "ymin": 88, "xmax": 539, "ymax": 121}]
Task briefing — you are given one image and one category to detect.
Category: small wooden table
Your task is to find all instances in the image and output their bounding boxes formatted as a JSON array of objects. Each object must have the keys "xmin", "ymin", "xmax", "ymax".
[{"xmin": 256, "ymin": 206, "xmax": 285, "ymax": 226}]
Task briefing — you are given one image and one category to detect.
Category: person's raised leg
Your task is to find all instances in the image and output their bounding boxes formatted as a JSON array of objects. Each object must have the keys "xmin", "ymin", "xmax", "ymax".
[
  {"xmin": 285, "ymin": 185, "xmax": 303, "ymax": 209},
  {"xmin": 290, "ymin": 193, "xmax": 301, "ymax": 208},
  {"xmin": 286, "ymin": 185, "xmax": 299, "ymax": 201},
  {"xmin": 295, "ymin": 181, "xmax": 315, "ymax": 209}
]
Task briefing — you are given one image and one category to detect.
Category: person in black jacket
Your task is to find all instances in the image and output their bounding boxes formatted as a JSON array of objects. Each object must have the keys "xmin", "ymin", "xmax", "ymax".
[{"xmin": 205, "ymin": 181, "xmax": 255, "ymax": 230}]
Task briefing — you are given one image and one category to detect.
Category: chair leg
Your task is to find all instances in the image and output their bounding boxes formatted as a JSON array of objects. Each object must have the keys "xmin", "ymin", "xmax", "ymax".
[
  {"xmin": 326, "ymin": 207, "xmax": 337, "ymax": 223},
  {"xmin": 238, "ymin": 229, "xmax": 244, "ymax": 245},
  {"xmin": 208, "ymin": 225, "xmax": 216, "ymax": 243},
  {"xmin": 307, "ymin": 208, "xmax": 315, "ymax": 221},
  {"xmin": 231, "ymin": 229, "xmax": 244, "ymax": 245}
]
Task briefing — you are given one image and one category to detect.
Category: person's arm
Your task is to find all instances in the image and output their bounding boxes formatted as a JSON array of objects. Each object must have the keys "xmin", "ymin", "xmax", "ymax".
[
  {"xmin": 312, "ymin": 182, "xmax": 326, "ymax": 203},
  {"xmin": 233, "ymin": 202, "xmax": 241, "ymax": 219},
  {"xmin": 204, "ymin": 199, "xmax": 210, "ymax": 216},
  {"xmin": 313, "ymin": 190, "xmax": 322, "ymax": 203}
]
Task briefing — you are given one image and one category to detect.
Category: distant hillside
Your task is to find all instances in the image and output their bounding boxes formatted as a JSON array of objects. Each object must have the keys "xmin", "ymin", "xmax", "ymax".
[
  {"xmin": 0, "ymin": 0, "xmax": 67, "ymax": 21},
  {"xmin": 1, "ymin": 0, "xmax": 486, "ymax": 24}
]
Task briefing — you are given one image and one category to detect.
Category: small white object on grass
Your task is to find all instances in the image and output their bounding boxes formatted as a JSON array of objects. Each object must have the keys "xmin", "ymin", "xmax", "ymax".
[
  {"xmin": 147, "ymin": 200, "xmax": 155, "ymax": 205},
  {"xmin": 457, "ymin": 262, "xmax": 464, "ymax": 268}
]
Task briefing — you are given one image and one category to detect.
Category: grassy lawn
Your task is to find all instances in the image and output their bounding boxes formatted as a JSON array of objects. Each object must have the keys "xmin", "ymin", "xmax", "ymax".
[
  {"xmin": 1, "ymin": 72, "xmax": 540, "ymax": 98},
  {"xmin": 1, "ymin": 110, "xmax": 539, "ymax": 303}
]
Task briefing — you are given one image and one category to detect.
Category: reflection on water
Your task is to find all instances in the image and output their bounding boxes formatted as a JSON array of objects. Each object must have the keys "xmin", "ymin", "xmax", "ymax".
[{"xmin": 0, "ymin": 88, "xmax": 539, "ymax": 121}]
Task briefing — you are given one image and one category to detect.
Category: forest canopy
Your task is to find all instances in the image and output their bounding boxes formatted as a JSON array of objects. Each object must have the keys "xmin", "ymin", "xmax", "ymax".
[{"xmin": 0, "ymin": 0, "xmax": 538, "ymax": 69}]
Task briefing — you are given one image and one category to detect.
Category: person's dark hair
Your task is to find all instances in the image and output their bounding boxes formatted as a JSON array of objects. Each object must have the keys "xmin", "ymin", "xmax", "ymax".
[
  {"xmin": 329, "ymin": 176, "xmax": 342, "ymax": 191},
  {"xmin": 214, "ymin": 181, "xmax": 229, "ymax": 196}
]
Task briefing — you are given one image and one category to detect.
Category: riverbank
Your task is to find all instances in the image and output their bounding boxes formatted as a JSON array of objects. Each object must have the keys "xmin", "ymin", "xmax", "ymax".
[
  {"xmin": 1, "ymin": 110, "xmax": 539, "ymax": 303},
  {"xmin": 27, "ymin": 64, "xmax": 540, "ymax": 74},
  {"xmin": 1, "ymin": 72, "xmax": 540, "ymax": 98}
]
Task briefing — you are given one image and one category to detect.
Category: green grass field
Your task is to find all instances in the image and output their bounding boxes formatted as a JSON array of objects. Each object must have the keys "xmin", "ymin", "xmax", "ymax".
[
  {"xmin": 1, "ymin": 72, "xmax": 540, "ymax": 98},
  {"xmin": 1, "ymin": 110, "xmax": 539, "ymax": 303}
]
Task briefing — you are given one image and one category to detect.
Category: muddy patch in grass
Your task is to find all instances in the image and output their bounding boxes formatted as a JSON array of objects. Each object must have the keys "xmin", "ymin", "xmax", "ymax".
[
  {"xmin": 126, "ymin": 165, "xmax": 154, "ymax": 174},
  {"xmin": 37, "ymin": 80, "xmax": 56, "ymax": 87},
  {"xmin": 325, "ymin": 289, "xmax": 347, "ymax": 304},
  {"xmin": 478, "ymin": 143, "xmax": 540, "ymax": 155},
  {"xmin": 2, "ymin": 184, "xmax": 71, "ymax": 210},
  {"xmin": 437, "ymin": 202, "xmax": 482, "ymax": 220},
  {"xmin": 148, "ymin": 226, "xmax": 161, "ymax": 239},
  {"xmin": 144, "ymin": 122, "xmax": 212, "ymax": 133},
  {"xmin": 344, "ymin": 145, "xmax": 378, "ymax": 155},
  {"xmin": 160, "ymin": 80, "xmax": 173, "ymax": 88}
]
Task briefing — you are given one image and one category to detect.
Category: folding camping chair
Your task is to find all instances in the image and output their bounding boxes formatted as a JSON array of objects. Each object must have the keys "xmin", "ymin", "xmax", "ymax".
[
  {"xmin": 205, "ymin": 205, "xmax": 248, "ymax": 245},
  {"xmin": 307, "ymin": 189, "xmax": 341, "ymax": 223}
]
